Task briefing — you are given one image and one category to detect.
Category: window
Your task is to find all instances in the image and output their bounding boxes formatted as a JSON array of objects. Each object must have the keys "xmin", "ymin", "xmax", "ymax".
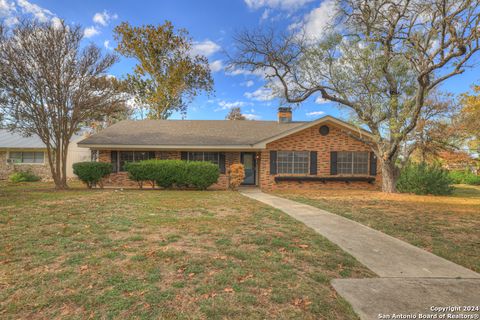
[
  {"xmin": 91, "ymin": 150, "xmax": 99, "ymax": 162},
  {"xmin": 337, "ymin": 152, "xmax": 369, "ymax": 174},
  {"xmin": 186, "ymin": 152, "xmax": 220, "ymax": 166},
  {"xmin": 113, "ymin": 151, "xmax": 155, "ymax": 172},
  {"xmin": 277, "ymin": 151, "xmax": 309, "ymax": 174},
  {"xmin": 8, "ymin": 151, "xmax": 44, "ymax": 164}
]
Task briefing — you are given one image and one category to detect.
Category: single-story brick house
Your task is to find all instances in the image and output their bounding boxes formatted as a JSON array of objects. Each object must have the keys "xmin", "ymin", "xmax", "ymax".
[
  {"xmin": 78, "ymin": 108, "xmax": 381, "ymax": 190},
  {"xmin": 0, "ymin": 130, "xmax": 90, "ymax": 180}
]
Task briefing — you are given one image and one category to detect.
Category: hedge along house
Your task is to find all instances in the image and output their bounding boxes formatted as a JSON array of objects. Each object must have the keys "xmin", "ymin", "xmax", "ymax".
[
  {"xmin": 78, "ymin": 108, "xmax": 381, "ymax": 190},
  {"xmin": 0, "ymin": 129, "xmax": 91, "ymax": 180}
]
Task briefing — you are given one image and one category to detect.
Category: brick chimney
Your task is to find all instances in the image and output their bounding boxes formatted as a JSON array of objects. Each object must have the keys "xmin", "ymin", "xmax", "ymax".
[{"xmin": 278, "ymin": 107, "xmax": 292, "ymax": 123}]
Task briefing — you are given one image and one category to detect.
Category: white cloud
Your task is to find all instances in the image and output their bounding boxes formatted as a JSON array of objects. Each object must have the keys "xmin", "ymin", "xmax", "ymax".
[
  {"xmin": 306, "ymin": 111, "xmax": 325, "ymax": 117},
  {"xmin": 260, "ymin": 9, "xmax": 270, "ymax": 20},
  {"xmin": 294, "ymin": 0, "xmax": 337, "ymax": 41},
  {"xmin": 241, "ymin": 80, "xmax": 255, "ymax": 87},
  {"xmin": 244, "ymin": 87, "xmax": 275, "ymax": 101},
  {"xmin": 210, "ymin": 59, "xmax": 223, "ymax": 72},
  {"xmin": 244, "ymin": 0, "xmax": 313, "ymax": 11},
  {"xmin": 93, "ymin": 10, "xmax": 118, "ymax": 26},
  {"xmin": 4, "ymin": 15, "xmax": 18, "ymax": 26},
  {"xmin": 226, "ymin": 68, "xmax": 253, "ymax": 76},
  {"xmin": 3, "ymin": 0, "xmax": 59, "ymax": 27},
  {"xmin": 104, "ymin": 40, "xmax": 112, "ymax": 50},
  {"xmin": 0, "ymin": 0, "xmax": 15, "ymax": 17},
  {"xmin": 315, "ymin": 96, "xmax": 329, "ymax": 104},
  {"xmin": 216, "ymin": 100, "xmax": 248, "ymax": 111},
  {"xmin": 191, "ymin": 40, "xmax": 221, "ymax": 57},
  {"xmin": 51, "ymin": 16, "xmax": 62, "ymax": 29},
  {"xmin": 84, "ymin": 26, "xmax": 100, "ymax": 38},
  {"xmin": 243, "ymin": 113, "xmax": 261, "ymax": 120},
  {"xmin": 17, "ymin": 0, "xmax": 53, "ymax": 22}
]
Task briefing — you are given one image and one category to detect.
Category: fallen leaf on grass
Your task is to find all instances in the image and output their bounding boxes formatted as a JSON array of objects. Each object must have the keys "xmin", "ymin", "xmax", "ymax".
[
  {"xmin": 261, "ymin": 288, "xmax": 272, "ymax": 296},
  {"xmin": 146, "ymin": 250, "xmax": 156, "ymax": 257},
  {"xmin": 298, "ymin": 244, "xmax": 309, "ymax": 249},
  {"xmin": 238, "ymin": 274, "xmax": 253, "ymax": 283},
  {"xmin": 80, "ymin": 265, "xmax": 88, "ymax": 272},
  {"xmin": 177, "ymin": 267, "xmax": 186, "ymax": 274},
  {"xmin": 292, "ymin": 297, "xmax": 312, "ymax": 308},
  {"xmin": 201, "ymin": 292, "xmax": 217, "ymax": 299},
  {"xmin": 223, "ymin": 287, "xmax": 234, "ymax": 293}
]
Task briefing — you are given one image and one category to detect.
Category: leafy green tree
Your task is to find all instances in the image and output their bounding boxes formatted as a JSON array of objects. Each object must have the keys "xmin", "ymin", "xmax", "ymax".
[{"xmin": 114, "ymin": 21, "xmax": 214, "ymax": 119}]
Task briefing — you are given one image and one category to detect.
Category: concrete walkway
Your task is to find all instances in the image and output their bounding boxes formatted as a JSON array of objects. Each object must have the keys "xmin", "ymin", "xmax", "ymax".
[{"xmin": 240, "ymin": 189, "xmax": 480, "ymax": 319}]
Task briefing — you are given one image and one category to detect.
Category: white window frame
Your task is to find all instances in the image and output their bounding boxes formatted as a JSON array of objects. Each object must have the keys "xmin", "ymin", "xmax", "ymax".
[
  {"xmin": 7, "ymin": 150, "xmax": 45, "ymax": 165},
  {"xmin": 277, "ymin": 151, "xmax": 310, "ymax": 174},
  {"xmin": 337, "ymin": 151, "xmax": 369, "ymax": 175}
]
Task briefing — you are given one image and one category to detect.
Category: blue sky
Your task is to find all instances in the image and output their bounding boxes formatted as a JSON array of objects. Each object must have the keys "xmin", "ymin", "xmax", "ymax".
[{"xmin": 1, "ymin": 0, "xmax": 479, "ymax": 122}]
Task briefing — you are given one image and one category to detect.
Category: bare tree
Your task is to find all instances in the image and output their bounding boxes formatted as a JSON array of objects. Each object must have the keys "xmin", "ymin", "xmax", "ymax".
[
  {"xmin": 226, "ymin": 107, "xmax": 247, "ymax": 120},
  {"xmin": 0, "ymin": 20, "xmax": 126, "ymax": 189},
  {"xmin": 228, "ymin": 0, "xmax": 480, "ymax": 192}
]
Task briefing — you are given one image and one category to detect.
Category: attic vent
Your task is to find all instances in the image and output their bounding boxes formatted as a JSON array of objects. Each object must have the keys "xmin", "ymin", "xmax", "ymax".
[{"xmin": 319, "ymin": 125, "xmax": 330, "ymax": 136}]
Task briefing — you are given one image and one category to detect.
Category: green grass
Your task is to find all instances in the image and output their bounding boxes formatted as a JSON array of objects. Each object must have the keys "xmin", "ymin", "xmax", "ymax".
[
  {"xmin": 273, "ymin": 184, "xmax": 480, "ymax": 273},
  {"xmin": 0, "ymin": 181, "xmax": 372, "ymax": 319}
]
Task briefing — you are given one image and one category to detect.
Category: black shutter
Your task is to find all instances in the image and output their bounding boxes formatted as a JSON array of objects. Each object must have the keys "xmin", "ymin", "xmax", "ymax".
[
  {"xmin": 111, "ymin": 151, "xmax": 118, "ymax": 173},
  {"xmin": 330, "ymin": 151, "xmax": 337, "ymax": 175},
  {"xmin": 370, "ymin": 152, "xmax": 377, "ymax": 176},
  {"xmin": 309, "ymin": 151, "xmax": 317, "ymax": 175},
  {"xmin": 219, "ymin": 153, "xmax": 226, "ymax": 174},
  {"xmin": 181, "ymin": 152, "xmax": 188, "ymax": 161},
  {"xmin": 270, "ymin": 151, "xmax": 277, "ymax": 175}
]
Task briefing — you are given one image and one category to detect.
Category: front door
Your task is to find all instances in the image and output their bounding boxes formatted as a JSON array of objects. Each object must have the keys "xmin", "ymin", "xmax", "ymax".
[{"xmin": 241, "ymin": 152, "xmax": 256, "ymax": 185}]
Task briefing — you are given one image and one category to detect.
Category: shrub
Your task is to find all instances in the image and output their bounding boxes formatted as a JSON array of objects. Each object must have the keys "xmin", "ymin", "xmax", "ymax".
[
  {"xmin": 228, "ymin": 163, "xmax": 245, "ymax": 190},
  {"xmin": 124, "ymin": 161, "xmax": 154, "ymax": 188},
  {"xmin": 186, "ymin": 161, "xmax": 220, "ymax": 190},
  {"xmin": 73, "ymin": 162, "xmax": 112, "ymax": 188},
  {"xmin": 151, "ymin": 160, "xmax": 183, "ymax": 189},
  {"xmin": 124, "ymin": 160, "xmax": 219, "ymax": 190},
  {"xmin": 9, "ymin": 170, "xmax": 40, "ymax": 183},
  {"xmin": 396, "ymin": 162, "xmax": 453, "ymax": 195},
  {"xmin": 448, "ymin": 170, "xmax": 480, "ymax": 185},
  {"xmin": 448, "ymin": 170, "xmax": 466, "ymax": 184}
]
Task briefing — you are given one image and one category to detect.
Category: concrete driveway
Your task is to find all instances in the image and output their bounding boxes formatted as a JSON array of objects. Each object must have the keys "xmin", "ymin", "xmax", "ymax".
[{"xmin": 240, "ymin": 188, "xmax": 480, "ymax": 319}]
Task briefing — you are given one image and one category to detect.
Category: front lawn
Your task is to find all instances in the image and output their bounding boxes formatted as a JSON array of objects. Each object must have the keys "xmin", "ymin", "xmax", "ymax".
[
  {"xmin": 0, "ymin": 182, "xmax": 372, "ymax": 319},
  {"xmin": 273, "ymin": 185, "xmax": 480, "ymax": 273}
]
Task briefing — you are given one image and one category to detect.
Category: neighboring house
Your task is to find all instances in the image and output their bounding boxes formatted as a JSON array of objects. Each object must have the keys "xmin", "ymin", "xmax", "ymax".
[
  {"xmin": 78, "ymin": 108, "xmax": 381, "ymax": 190},
  {"xmin": 0, "ymin": 130, "xmax": 91, "ymax": 180}
]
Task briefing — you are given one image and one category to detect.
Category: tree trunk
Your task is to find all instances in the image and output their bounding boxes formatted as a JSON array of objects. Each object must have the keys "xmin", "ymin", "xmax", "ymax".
[
  {"xmin": 380, "ymin": 159, "xmax": 398, "ymax": 193},
  {"xmin": 48, "ymin": 146, "xmax": 69, "ymax": 190}
]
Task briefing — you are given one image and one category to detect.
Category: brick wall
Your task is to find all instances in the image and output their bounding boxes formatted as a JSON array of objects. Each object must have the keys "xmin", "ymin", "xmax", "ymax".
[
  {"xmin": 259, "ymin": 122, "xmax": 381, "ymax": 191},
  {"xmin": 93, "ymin": 122, "xmax": 381, "ymax": 190},
  {"xmin": 0, "ymin": 151, "xmax": 52, "ymax": 180},
  {"xmin": 96, "ymin": 150, "xmax": 241, "ymax": 189}
]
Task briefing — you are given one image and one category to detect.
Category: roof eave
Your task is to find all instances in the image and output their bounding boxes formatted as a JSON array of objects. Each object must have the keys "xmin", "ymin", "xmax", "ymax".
[
  {"xmin": 253, "ymin": 116, "xmax": 374, "ymax": 148},
  {"xmin": 78, "ymin": 144, "xmax": 262, "ymax": 151}
]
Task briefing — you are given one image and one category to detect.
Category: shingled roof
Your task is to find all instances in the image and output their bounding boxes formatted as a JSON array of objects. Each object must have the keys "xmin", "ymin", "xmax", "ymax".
[
  {"xmin": 78, "ymin": 116, "xmax": 373, "ymax": 150},
  {"xmin": 0, "ymin": 129, "xmax": 46, "ymax": 149},
  {"xmin": 78, "ymin": 120, "xmax": 306, "ymax": 148}
]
